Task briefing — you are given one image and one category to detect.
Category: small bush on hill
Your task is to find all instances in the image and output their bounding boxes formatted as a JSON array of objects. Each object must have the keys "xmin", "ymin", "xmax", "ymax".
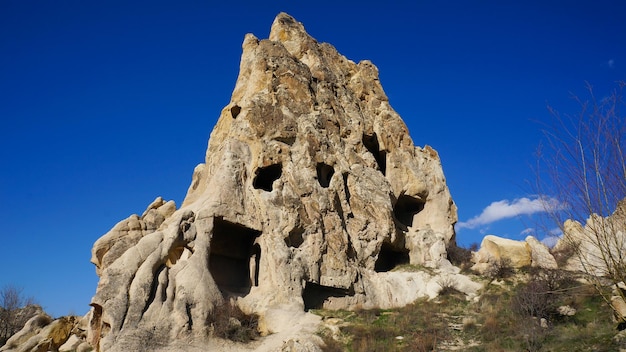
[
  {"xmin": 485, "ymin": 258, "xmax": 515, "ymax": 280},
  {"xmin": 208, "ymin": 302, "xmax": 259, "ymax": 343},
  {"xmin": 447, "ymin": 243, "xmax": 477, "ymax": 270}
]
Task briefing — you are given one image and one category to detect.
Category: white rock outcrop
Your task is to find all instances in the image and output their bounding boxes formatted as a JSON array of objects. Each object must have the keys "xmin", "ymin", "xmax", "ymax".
[
  {"xmin": 526, "ymin": 235, "xmax": 558, "ymax": 269},
  {"xmin": 556, "ymin": 199, "xmax": 626, "ymax": 276},
  {"xmin": 472, "ymin": 235, "xmax": 557, "ymax": 273},
  {"xmin": 84, "ymin": 13, "xmax": 465, "ymax": 351}
]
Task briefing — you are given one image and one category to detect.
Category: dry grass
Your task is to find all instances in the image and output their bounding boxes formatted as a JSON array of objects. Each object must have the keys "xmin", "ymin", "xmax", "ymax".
[
  {"xmin": 316, "ymin": 268, "xmax": 621, "ymax": 351},
  {"xmin": 208, "ymin": 302, "xmax": 260, "ymax": 343}
]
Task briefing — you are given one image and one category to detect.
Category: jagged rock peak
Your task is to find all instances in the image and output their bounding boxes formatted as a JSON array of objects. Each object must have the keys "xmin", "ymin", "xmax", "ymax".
[{"xmin": 86, "ymin": 13, "xmax": 462, "ymax": 352}]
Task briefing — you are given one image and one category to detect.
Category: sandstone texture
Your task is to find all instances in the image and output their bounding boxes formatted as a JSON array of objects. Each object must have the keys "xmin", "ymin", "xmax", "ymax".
[
  {"xmin": 525, "ymin": 235, "xmax": 558, "ymax": 270},
  {"xmin": 556, "ymin": 199, "xmax": 626, "ymax": 276},
  {"xmin": 472, "ymin": 234, "xmax": 557, "ymax": 273},
  {"xmin": 81, "ymin": 13, "xmax": 466, "ymax": 351},
  {"xmin": 0, "ymin": 313, "xmax": 89, "ymax": 352}
]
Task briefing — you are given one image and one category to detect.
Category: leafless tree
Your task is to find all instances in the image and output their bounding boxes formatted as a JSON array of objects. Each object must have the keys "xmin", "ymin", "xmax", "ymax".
[
  {"xmin": 535, "ymin": 81, "xmax": 626, "ymax": 323},
  {"xmin": 0, "ymin": 285, "xmax": 36, "ymax": 346}
]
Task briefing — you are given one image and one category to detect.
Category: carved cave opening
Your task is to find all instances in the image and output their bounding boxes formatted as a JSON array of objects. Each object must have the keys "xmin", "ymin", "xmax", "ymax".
[
  {"xmin": 393, "ymin": 194, "xmax": 425, "ymax": 228},
  {"xmin": 209, "ymin": 218, "xmax": 261, "ymax": 296},
  {"xmin": 316, "ymin": 163, "xmax": 334, "ymax": 188},
  {"xmin": 362, "ymin": 133, "xmax": 387, "ymax": 175},
  {"xmin": 302, "ymin": 281, "xmax": 353, "ymax": 311},
  {"xmin": 230, "ymin": 105, "xmax": 241, "ymax": 119},
  {"xmin": 374, "ymin": 242, "xmax": 410, "ymax": 272},
  {"xmin": 285, "ymin": 226, "xmax": 305, "ymax": 248},
  {"xmin": 253, "ymin": 164, "xmax": 282, "ymax": 192}
]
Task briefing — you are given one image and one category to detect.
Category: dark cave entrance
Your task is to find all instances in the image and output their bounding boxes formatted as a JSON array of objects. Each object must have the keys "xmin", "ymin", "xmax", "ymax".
[
  {"xmin": 374, "ymin": 242, "xmax": 410, "ymax": 272},
  {"xmin": 393, "ymin": 194, "xmax": 425, "ymax": 228},
  {"xmin": 362, "ymin": 133, "xmax": 387, "ymax": 175},
  {"xmin": 209, "ymin": 217, "xmax": 261, "ymax": 296},
  {"xmin": 253, "ymin": 164, "xmax": 282, "ymax": 192},
  {"xmin": 302, "ymin": 281, "xmax": 353, "ymax": 311},
  {"xmin": 285, "ymin": 226, "xmax": 305, "ymax": 248},
  {"xmin": 316, "ymin": 163, "xmax": 335, "ymax": 188}
]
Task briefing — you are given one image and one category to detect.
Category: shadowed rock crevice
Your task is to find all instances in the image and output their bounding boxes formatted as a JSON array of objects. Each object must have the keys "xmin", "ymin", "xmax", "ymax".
[
  {"xmin": 342, "ymin": 172, "xmax": 351, "ymax": 206},
  {"xmin": 302, "ymin": 281, "xmax": 354, "ymax": 311},
  {"xmin": 142, "ymin": 265, "xmax": 166, "ymax": 317},
  {"xmin": 362, "ymin": 133, "xmax": 387, "ymax": 175},
  {"xmin": 274, "ymin": 136, "xmax": 296, "ymax": 145}
]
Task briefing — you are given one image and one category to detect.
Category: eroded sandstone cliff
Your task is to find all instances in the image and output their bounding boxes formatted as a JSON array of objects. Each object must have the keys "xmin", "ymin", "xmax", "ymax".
[{"xmin": 87, "ymin": 13, "xmax": 463, "ymax": 351}]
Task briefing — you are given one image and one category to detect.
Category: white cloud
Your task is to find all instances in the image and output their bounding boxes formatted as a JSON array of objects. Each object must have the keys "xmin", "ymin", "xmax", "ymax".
[
  {"xmin": 608, "ymin": 59, "xmax": 615, "ymax": 69},
  {"xmin": 456, "ymin": 196, "xmax": 566, "ymax": 231},
  {"xmin": 520, "ymin": 227, "xmax": 535, "ymax": 236}
]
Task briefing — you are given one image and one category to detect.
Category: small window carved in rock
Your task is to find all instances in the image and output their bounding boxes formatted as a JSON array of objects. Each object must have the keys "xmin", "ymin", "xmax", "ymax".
[
  {"xmin": 230, "ymin": 105, "xmax": 241, "ymax": 119},
  {"xmin": 316, "ymin": 163, "xmax": 334, "ymax": 188},
  {"xmin": 362, "ymin": 133, "xmax": 387, "ymax": 175},
  {"xmin": 285, "ymin": 226, "xmax": 305, "ymax": 248},
  {"xmin": 393, "ymin": 194, "xmax": 425, "ymax": 228},
  {"xmin": 253, "ymin": 164, "xmax": 282, "ymax": 192}
]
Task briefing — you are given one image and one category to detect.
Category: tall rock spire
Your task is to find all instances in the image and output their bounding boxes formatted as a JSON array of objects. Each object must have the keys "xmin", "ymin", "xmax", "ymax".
[{"xmin": 87, "ymin": 13, "xmax": 460, "ymax": 351}]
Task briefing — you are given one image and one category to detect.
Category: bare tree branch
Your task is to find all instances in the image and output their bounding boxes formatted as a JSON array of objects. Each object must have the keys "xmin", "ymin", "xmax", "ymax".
[{"xmin": 534, "ymin": 81, "xmax": 626, "ymax": 325}]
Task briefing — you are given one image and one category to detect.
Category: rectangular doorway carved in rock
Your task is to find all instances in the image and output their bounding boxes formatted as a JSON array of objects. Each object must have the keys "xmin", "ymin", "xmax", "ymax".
[{"xmin": 209, "ymin": 217, "xmax": 261, "ymax": 296}]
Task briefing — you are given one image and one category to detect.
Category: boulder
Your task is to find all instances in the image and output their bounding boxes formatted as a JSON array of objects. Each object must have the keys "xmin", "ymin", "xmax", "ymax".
[
  {"xmin": 472, "ymin": 235, "xmax": 531, "ymax": 273},
  {"xmin": 472, "ymin": 235, "xmax": 560, "ymax": 274},
  {"xmin": 525, "ymin": 235, "xmax": 558, "ymax": 269},
  {"xmin": 85, "ymin": 13, "xmax": 465, "ymax": 351}
]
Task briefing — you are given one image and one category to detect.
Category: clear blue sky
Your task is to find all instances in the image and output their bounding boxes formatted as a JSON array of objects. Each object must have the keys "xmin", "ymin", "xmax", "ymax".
[{"xmin": 1, "ymin": 1, "xmax": 624, "ymax": 317}]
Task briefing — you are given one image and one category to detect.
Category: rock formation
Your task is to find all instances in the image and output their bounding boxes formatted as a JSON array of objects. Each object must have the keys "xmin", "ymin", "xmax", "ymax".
[
  {"xmin": 555, "ymin": 199, "xmax": 626, "ymax": 276},
  {"xmin": 555, "ymin": 199, "xmax": 626, "ymax": 323},
  {"xmin": 85, "ymin": 13, "xmax": 463, "ymax": 351},
  {"xmin": 472, "ymin": 235, "xmax": 557, "ymax": 274},
  {"xmin": 0, "ymin": 313, "xmax": 89, "ymax": 352}
]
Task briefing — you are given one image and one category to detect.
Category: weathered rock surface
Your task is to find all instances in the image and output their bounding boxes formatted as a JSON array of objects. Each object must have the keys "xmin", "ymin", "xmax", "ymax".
[
  {"xmin": 556, "ymin": 199, "xmax": 626, "ymax": 276},
  {"xmin": 525, "ymin": 235, "xmax": 558, "ymax": 269},
  {"xmin": 555, "ymin": 199, "xmax": 626, "ymax": 323},
  {"xmin": 472, "ymin": 235, "xmax": 557, "ymax": 273},
  {"xmin": 86, "ymin": 13, "xmax": 464, "ymax": 351},
  {"xmin": 0, "ymin": 314, "xmax": 85, "ymax": 352}
]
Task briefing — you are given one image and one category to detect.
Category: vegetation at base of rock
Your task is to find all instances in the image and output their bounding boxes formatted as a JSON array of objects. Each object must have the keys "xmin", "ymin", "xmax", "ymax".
[
  {"xmin": 485, "ymin": 258, "xmax": 515, "ymax": 280},
  {"xmin": 315, "ymin": 268, "xmax": 624, "ymax": 351},
  {"xmin": 447, "ymin": 243, "xmax": 477, "ymax": 271},
  {"xmin": 0, "ymin": 285, "xmax": 36, "ymax": 347},
  {"xmin": 208, "ymin": 302, "xmax": 260, "ymax": 343}
]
